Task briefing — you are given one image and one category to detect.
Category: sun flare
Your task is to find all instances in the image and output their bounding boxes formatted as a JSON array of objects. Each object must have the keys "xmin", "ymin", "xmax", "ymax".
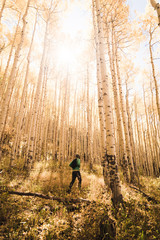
[
  {"xmin": 56, "ymin": 44, "xmax": 76, "ymax": 66},
  {"xmin": 49, "ymin": 1, "xmax": 92, "ymax": 73}
]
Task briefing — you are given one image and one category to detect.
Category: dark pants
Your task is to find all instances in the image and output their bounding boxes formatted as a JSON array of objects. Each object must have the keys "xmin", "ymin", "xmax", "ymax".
[{"xmin": 69, "ymin": 171, "xmax": 81, "ymax": 190}]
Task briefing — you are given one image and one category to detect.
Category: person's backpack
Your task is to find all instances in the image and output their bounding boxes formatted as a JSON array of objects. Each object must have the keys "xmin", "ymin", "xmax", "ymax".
[{"xmin": 70, "ymin": 159, "xmax": 77, "ymax": 169}]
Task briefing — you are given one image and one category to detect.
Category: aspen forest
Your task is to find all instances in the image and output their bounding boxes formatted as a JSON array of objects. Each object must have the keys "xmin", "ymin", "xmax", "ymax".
[{"xmin": 0, "ymin": 0, "xmax": 160, "ymax": 239}]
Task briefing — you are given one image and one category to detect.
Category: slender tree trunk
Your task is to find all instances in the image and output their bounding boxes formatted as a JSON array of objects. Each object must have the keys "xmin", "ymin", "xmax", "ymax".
[
  {"xmin": 0, "ymin": 14, "xmax": 21, "ymax": 102},
  {"xmin": 134, "ymin": 96, "xmax": 146, "ymax": 175},
  {"xmin": 115, "ymin": 43, "xmax": 136, "ymax": 183},
  {"xmin": 26, "ymin": 14, "xmax": 49, "ymax": 169},
  {"xmin": 86, "ymin": 66, "xmax": 93, "ymax": 169},
  {"xmin": 59, "ymin": 73, "xmax": 68, "ymax": 166},
  {"xmin": 0, "ymin": 0, "xmax": 31, "ymax": 141},
  {"xmin": 149, "ymin": 27, "xmax": 160, "ymax": 121},
  {"xmin": 143, "ymin": 86, "xmax": 155, "ymax": 176},
  {"xmin": 0, "ymin": 0, "xmax": 6, "ymax": 23},
  {"xmin": 36, "ymin": 66, "xmax": 48, "ymax": 162},
  {"xmin": 109, "ymin": 21, "xmax": 129, "ymax": 182},
  {"xmin": 150, "ymin": 0, "xmax": 160, "ymax": 25},
  {"xmin": 125, "ymin": 77, "xmax": 139, "ymax": 179},
  {"xmin": 92, "ymin": 0, "xmax": 106, "ymax": 164},
  {"xmin": 94, "ymin": 0, "xmax": 122, "ymax": 204},
  {"xmin": 11, "ymin": 12, "xmax": 37, "ymax": 164}
]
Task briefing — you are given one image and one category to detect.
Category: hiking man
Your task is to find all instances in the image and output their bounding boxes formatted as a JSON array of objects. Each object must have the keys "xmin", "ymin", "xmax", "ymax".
[{"xmin": 67, "ymin": 154, "xmax": 81, "ymax": 193}]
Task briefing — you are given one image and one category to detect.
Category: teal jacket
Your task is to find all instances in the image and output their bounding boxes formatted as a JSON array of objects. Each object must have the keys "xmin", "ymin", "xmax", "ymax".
[{"xmin": 69, "ymin": 158, "xmax": 80, "ymax": 171}]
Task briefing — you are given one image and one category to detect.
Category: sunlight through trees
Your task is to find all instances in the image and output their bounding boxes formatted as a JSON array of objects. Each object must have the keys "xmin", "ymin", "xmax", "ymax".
[{"xmin": 0, "ymin": 0, "xmax": 160, "ymax": 205}]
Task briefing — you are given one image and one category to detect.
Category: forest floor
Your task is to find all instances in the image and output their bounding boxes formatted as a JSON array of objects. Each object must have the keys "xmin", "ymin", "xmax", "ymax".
[{"xmin": 0, "ymin": 160, "xmax": 160, "ymax": 240}]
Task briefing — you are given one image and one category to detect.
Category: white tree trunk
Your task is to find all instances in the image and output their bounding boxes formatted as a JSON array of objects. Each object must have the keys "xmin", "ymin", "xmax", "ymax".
[
  {"xmin": 149, "ymin": 28, "xmax": 160, "ymax": 121},
  {"xmin": 11, "ymin": 12, "xmax": 37, "ymax": 163},
  {"xmin": 0, "ymin": 0, "xmax": 31, "ymax": 140},
  {"xmin": 26, "ymin": 16, "xmax": 49, "ymax": 168},
  {"xmin": 0, "ymin": 0, "xmax": 6, "ymax": 23},
  {"xmin": 94, "ymin": 0, "xmax": 122, "ymax": 204},
  {"xmin": 150, "ymin": 0, "xmax": 160, "ymax": 25}
]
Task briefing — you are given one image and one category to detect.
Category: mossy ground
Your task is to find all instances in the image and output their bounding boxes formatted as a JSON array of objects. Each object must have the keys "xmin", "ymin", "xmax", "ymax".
[{"xmin": 0, "ymin": 160, "xmax": 160, "ymax": 240}]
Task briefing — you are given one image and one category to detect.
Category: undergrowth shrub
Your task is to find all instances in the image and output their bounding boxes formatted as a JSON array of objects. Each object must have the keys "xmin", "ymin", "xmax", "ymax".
[
  {"xmin": 1, "ymin": 160, "xmax": 160, "ymax": 240},
  {"xmin": 72, "ymin": 203, "xmax": 116, "ymax": 240},
  {"xmin": 116, "ymin": 199, "xmax": 160, "ymax": 240}
]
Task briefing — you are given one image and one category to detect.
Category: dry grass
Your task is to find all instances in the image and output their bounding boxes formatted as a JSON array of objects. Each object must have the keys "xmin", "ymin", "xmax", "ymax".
[
  {"xmin": 1, "ymin": 160, "xmax": 160, "ymax": 240},
  {"xmin": 6, "ymin": 160, "xmax": 106, "ymax": 203}
]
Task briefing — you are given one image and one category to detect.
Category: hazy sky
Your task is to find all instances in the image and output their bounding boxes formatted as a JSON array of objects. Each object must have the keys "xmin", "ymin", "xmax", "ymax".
[{"xmin": 127, "ymin": 0, "xmax": 147, "ymax": 18}]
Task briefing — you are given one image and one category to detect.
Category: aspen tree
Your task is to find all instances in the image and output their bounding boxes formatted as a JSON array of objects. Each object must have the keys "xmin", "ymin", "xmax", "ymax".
[
  {"xmin": 92, "ymin": 0, "xmax": 106, "ymax": 162},
  {"xmin": 35, "ymin": 66, "xmax": 48, "ymax": 162},
  {"xmin": 134, "ymin": 96, "xmax": 144, "ymax": 173},
  {"xmin": 25, "ymin": 85, "xmax": 35, "ymax": 159},
  {"xmin": 11, "ymin": 12, "xmax": 38, "ymax": 163},
  {"xmin": 71, "ymin": 96, "xmax": 76, "ymax": 158},
  {"xmin": 0, "ymin": 14, "xmax": 21, "ymax": 102},
  {"xmin": 125, "ymin": 77, "xmax": 138, "ymax": 176},
  {"xmin": 64, "ymin": 76, "xmax": 70, "ymax": 161},
  {"xmin": 94, "ymin": 0, "xmax": 122, "ymax": 204},
  {"xmin": 55, "ymin": 81, "xmax": 63, "ymax": 160},
  {"xmin": 108, "ymin": 20, "xmax": 130, "ymax": 182},
  {"xmin": 147, "ymin": 108, "xmax": 159, "ymax": 176},
  {"xmin": 148, "ymin": 26, "xmax": 160, "ymax": 121},
  {"xmin": 142, "ymin": 126, "xmax": 151, "ymax": 176},
  {"xmin": 0, "ymin": 0, "xmax": 31, "ymax": 141},
  {"xmin": 76, "ymin": 97, "xmax": 81, "ymax": 156},
  {"xmin": 75, "ymin": 96, "xmax": 80, "ymax": 157},
  {"xmin": 93, "ymin": 101, "xmax": 100, "ymax": 164},
  {"xmin": 0, "ymin": 0, "xmax": 6, "ymax": 23},
  {"xmin": 76, "ymin": 95, "xmax": 80, "ymax": 156},
  {"xmin": 26, "ymin": 0, "xmax": 59, "ymax": 168},
  {"xmin": 59, "ymin": 74, "xmax": 68, "ymax": 165},
  {"xmin": 149, "ymin": 83, "xmax": 160, "ymax": 173},
  {"xmin": 9, "ymin": 82, "xmax": 21, "ymax": 128},
  {"xmin": 150, "ymin": 0, "xmax": 160, "ymax": 25},
  {"xmin": 115, "ymin": 43, "xmax": 136, "ymax": 183},
  {"xmin": 92, "ymin": 0, "xmax": 109, "ymax": 186},
  {"xmin": 139, "ymin": 117, "xmax": 147, "ymax": 175},
  {"xmin": 86, "ymin": 66, "xmax": 93, "ymax": 169},
  {"xmin": 52, "ymin": 79, "xmax": 59, "ymax": 161},
  {"xmin": 0, "ymin": 62, "xmax": 22, "ymax": 158},
  {"xmin": 143, "ymin": 86, "xmax": 155, "ymax": 176},
  {"xmin": 80, "ymin": 82, "xmax": 87, "ymax": 162},
  {"xmin": 82, "ymin": 77, "xmax": 88, "ymax": 163},
  {"xmin": 43, "ymin": 116, "xmax": 49, "ymax": 161},
  {"xmin": 36, "ymin": 105, "xmax": 44, "ymax": 161},
  {"xmin": 26, "ymin": 11, "xmax": 50, "ymax": 168},
  {"xmin": 68, "ymin": 126, "xmax": 72, "ymax": 160},
  {"xmin": 48, "ymin": 111, "xmax": 54, "ymax": 160},
  {"xmin": 32, "ymin": 32, "xmax": 50, "ymax": 164},
  {"xmin": 57, "ymin": 79, "xmax": 64, "ymax": 162},
  {"xmin": 84, "ymin": 83, "xmax": 88, "ymax": 163}
]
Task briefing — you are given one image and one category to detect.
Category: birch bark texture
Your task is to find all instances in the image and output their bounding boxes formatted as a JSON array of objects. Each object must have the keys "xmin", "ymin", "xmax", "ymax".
[
  {"xmin": 93, "ymin": 0, "xmax": 122, "ymax": 204},
  {"xmin": 92, "ymin": 0, "xmax": 106, "ymax": 162},
  {"xmin": 148, "ymin": 27, "xmax": 160, "ymax": 121},
  {"xmin": 11, "ymin": 12, "xmax": 38, "ymax": 164},
  {"xmin": 26, "ymin": 11, "xmax": 50, "ymax": 168},
  {"xmin": 107, "ymin": 20, "xmax": 130, "ymax": 183},
  {"xmin": 0, "ymin": 0, "xmax": 31, "ymax": 141},
  {"xmin": 150, "ymin": 0, "xmax": 160, "ymax": 25},
  {"xmin": 0, "ymin": 0, "xmax": 6, "ymax": 23}
]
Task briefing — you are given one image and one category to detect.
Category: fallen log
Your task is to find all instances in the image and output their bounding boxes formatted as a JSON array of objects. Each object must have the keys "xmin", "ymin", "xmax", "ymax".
[
  {"xmin": 0, "ymin": 190, "xmax": 91, "ymax": 204},
  {"xmin": 129, "ymin": 185, "xmax": 159, "ymax": 204}
]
